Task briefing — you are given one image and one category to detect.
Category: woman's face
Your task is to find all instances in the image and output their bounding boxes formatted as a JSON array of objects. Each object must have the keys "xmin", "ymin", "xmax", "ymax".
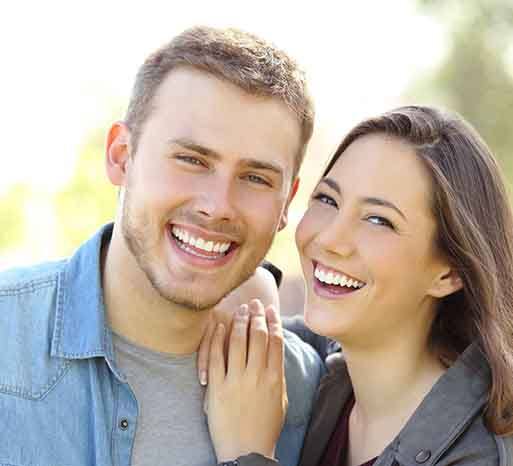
[{"xmin": 296, "ymin": 134, "xmax": 455, "ymax": 346}]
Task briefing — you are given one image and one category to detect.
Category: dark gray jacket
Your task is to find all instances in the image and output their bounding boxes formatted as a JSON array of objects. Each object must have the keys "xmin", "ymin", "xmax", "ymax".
[{"xmin": 238, "ymin": 342, "xmax": 513, "ymax": 466}]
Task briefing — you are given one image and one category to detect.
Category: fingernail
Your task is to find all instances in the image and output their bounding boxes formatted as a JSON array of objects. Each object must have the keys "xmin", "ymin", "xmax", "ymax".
[
  {"xmin": 249, "ymin": 300, "xmax": 263, "ymax": 315},
  {"xmin": 199, "ymin": 370, "xmax": 207, "ymax": 386},
  {"xmin": 238, "ymin": 304, "xmax": 249, "ymax": 316}
]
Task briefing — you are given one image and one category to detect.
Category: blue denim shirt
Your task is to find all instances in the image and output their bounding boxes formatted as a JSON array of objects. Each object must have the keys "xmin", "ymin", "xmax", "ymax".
[{"xmin": 0, "ymin": 224, "xmax": 323, "ymax": 466}]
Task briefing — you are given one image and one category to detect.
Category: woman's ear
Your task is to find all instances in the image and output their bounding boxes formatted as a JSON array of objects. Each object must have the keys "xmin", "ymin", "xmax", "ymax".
[{"xmin": 427, "ymin": 267, "xmax": 463, "ymax": 299}]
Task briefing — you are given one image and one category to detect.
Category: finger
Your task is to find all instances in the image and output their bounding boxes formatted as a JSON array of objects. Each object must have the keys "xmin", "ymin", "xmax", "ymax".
[
  {"xmin": 246, "ymin": 299, "xmax": 269, "ymax": 374},
  {"xmin": 203, "ymin": 386, "xmax": 209, "ymax": 416},
  {"xmin": 265, "ymin": 305, "xmax": 285, "ymax": 377},
  {"xmin": 226, "ymin": 304, "xmax": 249, "ymax": 378},
  {"xmin": 223, "ymin": 310, "xmax": 236, "ymax": 370},
  {"xmin": 198, "ymin": 319, "xmax": 216, "ymax": 386},
  {"xmin": 208, "ymin": 323, "xmax": 226, "ymax": 387},
  {"xmin": 211, "ymin": 302, "xmax": 237, "ymax": 344}
]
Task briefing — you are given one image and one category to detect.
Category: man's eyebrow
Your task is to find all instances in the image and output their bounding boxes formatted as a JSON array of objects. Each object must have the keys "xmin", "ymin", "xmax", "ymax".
[
  {"xmin": 168, "ymin": 138, "xmax": 221, "ymax": 159},
  {"xmin": 168, "ymin": 138, "xmax": 283, "ymax": 176},
  {"xmin": 320, "ymin": 178, "xmax": 406, "ymax": 219},
  {"xmin": 244, "ymin": 159, "xmax": 283, "ymax": 176}
]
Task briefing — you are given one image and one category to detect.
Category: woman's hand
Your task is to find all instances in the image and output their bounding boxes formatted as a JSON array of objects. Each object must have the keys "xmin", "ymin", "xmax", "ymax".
[
  {"xmin": 206, "ymin": 299, "xmax": 288, "ymax": 462},
  {"xmin": 197, "ymin": 266, "xmax": 281, "ymax": 386}
]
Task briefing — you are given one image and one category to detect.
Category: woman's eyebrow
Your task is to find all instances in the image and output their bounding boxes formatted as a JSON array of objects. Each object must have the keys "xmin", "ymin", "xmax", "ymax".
[
  {"xmin": 319, "ymin": 177, "xmax": 341, "ymax": 194},
  {"xmin": 320, "ymin": 178, "xmax": 406, "ymax": 220},
  {"xmin": 362, "ymin": 197, "xmax": 407, "ymax": 220}
]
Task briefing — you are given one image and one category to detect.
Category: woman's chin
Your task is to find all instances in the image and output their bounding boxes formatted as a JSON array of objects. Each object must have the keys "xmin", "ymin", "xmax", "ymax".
[{"xmin": 304, "ymin": 305, "xmax": 343, "ymax": 340}]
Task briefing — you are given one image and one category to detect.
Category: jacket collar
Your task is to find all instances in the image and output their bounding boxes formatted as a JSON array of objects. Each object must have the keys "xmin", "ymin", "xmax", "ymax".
[
  {"xmin": 394, "ymin": 343, "xmax": 490, "ymax": 465},
  {"xmin": 300, "ymin": 344, "xmax": 490, "ymax": 466},
  {"xmin": 49, "ymin": 223, "xmax": 126, "ymax": 382}
]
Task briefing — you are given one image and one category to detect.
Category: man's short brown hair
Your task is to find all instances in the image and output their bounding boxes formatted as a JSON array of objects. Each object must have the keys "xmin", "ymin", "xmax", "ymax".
[{"xmin": 124, "ymin": 26, "xmax": 314, "ymax": 177}]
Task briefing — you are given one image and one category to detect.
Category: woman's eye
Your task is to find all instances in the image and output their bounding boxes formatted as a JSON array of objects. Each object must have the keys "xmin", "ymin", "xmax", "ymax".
[
  {"xmin": 312, "ymin": 192, "xmax": 338, "ymax": 208},
  {"xmin": 366, "ymin": 215, "xmax": 395, "ymax": 229}
]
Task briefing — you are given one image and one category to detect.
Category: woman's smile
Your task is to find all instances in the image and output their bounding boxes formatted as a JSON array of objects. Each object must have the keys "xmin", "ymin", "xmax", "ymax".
[{"xmin": 312, "ymin": 260, "xmax": 366, "ymax": 299}]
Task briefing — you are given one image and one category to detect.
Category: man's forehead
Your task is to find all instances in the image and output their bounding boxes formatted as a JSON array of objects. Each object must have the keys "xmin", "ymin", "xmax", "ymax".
[{"xmin": 148, "ymin": 67, "xmax": 301, "ymax": 177}]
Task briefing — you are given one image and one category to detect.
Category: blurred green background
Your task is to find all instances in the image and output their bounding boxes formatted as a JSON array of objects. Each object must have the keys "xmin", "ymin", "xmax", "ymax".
[{"xmin": 1, "ymin": 0, "xmax": 512, "ymax": 312}]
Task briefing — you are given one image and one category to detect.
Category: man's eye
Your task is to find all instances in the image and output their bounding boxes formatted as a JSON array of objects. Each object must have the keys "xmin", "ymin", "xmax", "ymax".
[
  {"xmin": 312, "ymin": 192, "xmax": 338, "ymax": 208},
  {"xmin": 246, "ymin": 174, "xmax": 271, "ymax": 186},
  {"xmin": 176, "ymin": 155, "xmax": 205, "ymax": 166},
  {"xmin": 365, "ymin": 215, "xmax": 395, "ymax": 230}
]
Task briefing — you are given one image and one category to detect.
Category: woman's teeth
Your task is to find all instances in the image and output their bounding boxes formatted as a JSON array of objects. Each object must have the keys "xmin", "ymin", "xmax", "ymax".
[
  {"xmin": 171, "ymin": 226, "xmax": 231, "ymax": 254},
  {"xmin": 314, "ymin": 265, "xmax": 365, "ymax": 289}
]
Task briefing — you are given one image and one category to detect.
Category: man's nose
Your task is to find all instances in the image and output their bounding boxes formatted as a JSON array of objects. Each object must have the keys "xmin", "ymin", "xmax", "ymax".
[{"xmin": 194, "ymin": 177, "xmax": 237, "ymax": 222}]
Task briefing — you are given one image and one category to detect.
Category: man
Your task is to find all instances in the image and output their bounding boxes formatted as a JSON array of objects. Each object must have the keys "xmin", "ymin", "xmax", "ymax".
[{"xmin": 0, "ymin": 27, "xmax": 322, "ymax": 466}]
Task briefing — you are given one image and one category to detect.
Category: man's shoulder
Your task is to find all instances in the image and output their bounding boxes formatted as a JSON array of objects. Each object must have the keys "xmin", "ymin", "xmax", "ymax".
[
  {"xmin": 274, "ymin": 328, "xmax": 324, "ymax": 465},
  {"xmin": 0, "ymin": 258, "xmax": 67, "ymax": 292},
  {"xmin": 496, "ymin": 434, "xmax": 513, "ymax": 466},
  {"xmin": 0, "ymin": 259, "xmax": 71, "ymax": 400},
  {"xmin": 0, "ymin": 259, "xmax": 67, "ymax": 327},
  {"xmin": 281, "ymin": 328, "xmax": 324, "ymax": 427},
  {"xmin": 283, "ymin": 327, "xmax": 324, "ymax": 374}
]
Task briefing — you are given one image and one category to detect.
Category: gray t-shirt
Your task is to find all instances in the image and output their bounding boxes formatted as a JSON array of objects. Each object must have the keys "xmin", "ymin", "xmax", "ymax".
[{"xmin": 112, "ymin": 332, "xmax": 217, "ymax": 466}]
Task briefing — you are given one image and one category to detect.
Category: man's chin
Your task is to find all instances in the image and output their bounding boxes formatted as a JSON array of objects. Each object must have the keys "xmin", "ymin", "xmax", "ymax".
[{"xmin": 156, "ymin": 287, "xmax": 225, "ymax": 312}]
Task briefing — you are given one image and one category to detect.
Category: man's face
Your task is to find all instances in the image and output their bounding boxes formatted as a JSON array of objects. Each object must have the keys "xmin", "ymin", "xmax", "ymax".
[{"xmin": 115, "ymin": 67, "xmax": 301, "ymax": 311}]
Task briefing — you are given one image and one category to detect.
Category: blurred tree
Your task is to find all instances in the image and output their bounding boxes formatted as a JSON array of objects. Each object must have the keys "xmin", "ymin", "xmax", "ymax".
[
  {"xmin": 0, "ymin": 184, "xmax": 31, "ymax": 252},
  {"xmin": 409, "ymin": 0, "xmax": 513, "ymax": 179},
  {"xmin": 54, "ymin": 128, "xmax": 117, "ymax": 254}
]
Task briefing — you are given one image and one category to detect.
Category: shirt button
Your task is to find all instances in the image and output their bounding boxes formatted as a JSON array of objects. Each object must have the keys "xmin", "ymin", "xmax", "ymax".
[
  {"xmin": 415, "ymin": 450, "xmax": 431, "ymax": 463},
  {"xmin": 119, "ymin": 418, "xmax": 129, "ymax": 430}
]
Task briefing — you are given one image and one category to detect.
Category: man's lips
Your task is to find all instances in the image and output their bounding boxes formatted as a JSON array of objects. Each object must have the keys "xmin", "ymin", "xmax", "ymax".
[
  {"xmin": 167, "ymin": 224, "xmax": 239, "ymax": 267},
  {"xmin": 171, "ymin": 224, "xmax": 235, "ymax": 255}
]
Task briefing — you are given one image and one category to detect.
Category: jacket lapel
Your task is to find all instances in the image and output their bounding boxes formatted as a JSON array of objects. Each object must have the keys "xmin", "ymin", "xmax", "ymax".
[{"xmin": 299, "ymin": 353, "xmax": 353, "ymax": 466}]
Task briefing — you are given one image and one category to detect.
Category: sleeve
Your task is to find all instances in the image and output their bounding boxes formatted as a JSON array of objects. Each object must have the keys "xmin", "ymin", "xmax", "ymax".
[
  {"xmin": 283, "ymin": 315, "xmax": 341, "ymax": 362},
  {"xmin": 236, "ymin": 453, "xmax": 282, "ymax": 466},
  {"xmin": 260, "ymin": 261, "xmax": 283, "ymax": 288}
]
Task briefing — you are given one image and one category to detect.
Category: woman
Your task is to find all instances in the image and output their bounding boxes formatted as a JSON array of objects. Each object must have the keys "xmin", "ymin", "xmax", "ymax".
[{"xmin": 202, "ymin": 106, "xmax": 513, "ymax": 465}]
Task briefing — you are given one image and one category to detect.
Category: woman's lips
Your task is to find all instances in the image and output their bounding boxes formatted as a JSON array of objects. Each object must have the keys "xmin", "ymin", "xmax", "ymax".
[{"xmin": 311, "ymin": 260, "xmax": 366, "ymax": 299}]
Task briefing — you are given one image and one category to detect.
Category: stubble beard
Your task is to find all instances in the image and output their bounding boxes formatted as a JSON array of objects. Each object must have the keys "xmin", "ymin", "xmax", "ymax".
[{"xmin": 120, "ymin": 186, "xmax": 272, "ymax": 312}]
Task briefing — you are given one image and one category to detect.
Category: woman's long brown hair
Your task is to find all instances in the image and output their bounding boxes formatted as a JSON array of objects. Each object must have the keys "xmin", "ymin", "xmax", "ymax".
[{"xmin": 324, "ymin": 106, "xmax": 513, "ymax": 435}]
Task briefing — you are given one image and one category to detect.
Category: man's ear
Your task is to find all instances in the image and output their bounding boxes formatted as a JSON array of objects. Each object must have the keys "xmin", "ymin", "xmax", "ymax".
[
  {"xmin": 106, "ymin": 121, "xmax": 132, "ymax": 187},
  {"xmin": 278, "ymin": 177, "xmax": 300, "ymax": 231},
  {"xmin": 427, "ymin": 266, "xmax": 463, "ymax": 299}
]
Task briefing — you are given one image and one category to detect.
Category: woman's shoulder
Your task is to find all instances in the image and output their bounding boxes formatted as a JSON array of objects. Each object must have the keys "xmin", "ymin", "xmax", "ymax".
[
  {"xmin": 393, "ymin": 344, "xmax": 507, "ymax": 465},
  {"xmin": 435, "ymin": 414, "xmax": 501, "ymax": 465}
]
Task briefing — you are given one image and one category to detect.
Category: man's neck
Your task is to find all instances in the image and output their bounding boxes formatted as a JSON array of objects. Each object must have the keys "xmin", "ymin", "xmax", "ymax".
[{"xmin": 102, "ymin": 228, "xmax": 211, "ymax": 355}]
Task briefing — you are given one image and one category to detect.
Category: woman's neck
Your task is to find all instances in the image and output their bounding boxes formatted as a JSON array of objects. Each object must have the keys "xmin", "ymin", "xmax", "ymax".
[{"xmin": 339, "ymin": 334, "xmax": 446, "ymax": 466}]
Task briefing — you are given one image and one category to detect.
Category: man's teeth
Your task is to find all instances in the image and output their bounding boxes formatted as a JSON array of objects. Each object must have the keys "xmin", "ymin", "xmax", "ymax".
[
  {"xmin": 314, "ymin": 266, "xmax": 364, "ymax": 289},
  {"xmin": 171, "ymin": 226, "xmax": 231, "ymax": 254}
]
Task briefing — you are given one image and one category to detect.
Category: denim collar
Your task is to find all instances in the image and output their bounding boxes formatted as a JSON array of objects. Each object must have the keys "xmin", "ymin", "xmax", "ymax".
[{"xmin": 49, "ymin": 223, "xmax": 126, "ymax": 382}]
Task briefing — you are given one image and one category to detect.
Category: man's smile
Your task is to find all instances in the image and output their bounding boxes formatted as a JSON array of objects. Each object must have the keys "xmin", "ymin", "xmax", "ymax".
[{"xmin": 168, "ymin": 223, "xmax": 239, "ymax": 267}]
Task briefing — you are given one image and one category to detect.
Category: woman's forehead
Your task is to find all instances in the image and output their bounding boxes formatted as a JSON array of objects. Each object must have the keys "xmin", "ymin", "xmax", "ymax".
[{"xmin": 325, "ymin": 134, "xmax": 435, "ymax": 222}]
